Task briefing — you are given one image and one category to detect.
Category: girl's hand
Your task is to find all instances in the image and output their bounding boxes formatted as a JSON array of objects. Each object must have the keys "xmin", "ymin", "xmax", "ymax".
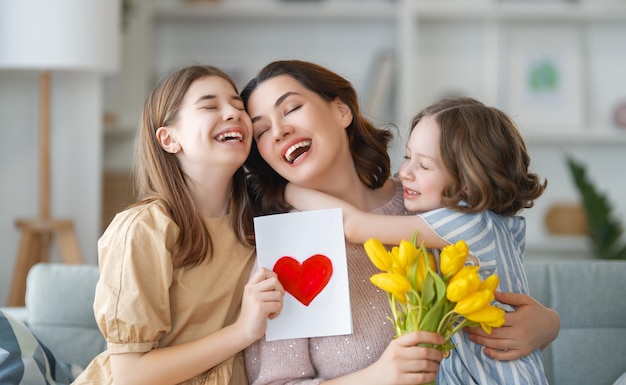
[
  {"xmin": 237, "ymin": 268, "xmax": 284, "ymax": 343},
  {"xmin": 465, "ymin": 291, "xmax": 560, "ymax": 361},
  {"xmin": 367, "ymin": 331, "xmax": 444, "ymax": 385}
]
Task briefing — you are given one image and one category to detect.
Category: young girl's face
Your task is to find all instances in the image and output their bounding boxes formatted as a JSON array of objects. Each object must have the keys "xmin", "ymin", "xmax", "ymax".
[{"xmin": 398, "ymin": 115, "xmax": 451, "ymax": 213}]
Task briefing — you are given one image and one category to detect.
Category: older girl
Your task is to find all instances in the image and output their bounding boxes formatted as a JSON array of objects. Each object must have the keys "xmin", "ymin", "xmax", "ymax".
[{"xmin": 73, "ymin": 65, "xmax": 283, "ymax": 385}]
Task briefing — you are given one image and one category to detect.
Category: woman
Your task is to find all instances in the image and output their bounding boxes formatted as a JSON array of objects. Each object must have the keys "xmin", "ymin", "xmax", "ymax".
[
  {"xmin": 73, "ymin": 65, "xmax": 283, "ymax": 385},
  {"xmin": 242, "ymin": 60, "xmax": 559, "ymax": 384}
]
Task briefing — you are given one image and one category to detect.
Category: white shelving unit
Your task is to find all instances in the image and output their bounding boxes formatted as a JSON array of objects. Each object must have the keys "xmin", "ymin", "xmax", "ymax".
[{"xmin": 105, "ymin": 0, "xmax": 626, "ymax": 256}]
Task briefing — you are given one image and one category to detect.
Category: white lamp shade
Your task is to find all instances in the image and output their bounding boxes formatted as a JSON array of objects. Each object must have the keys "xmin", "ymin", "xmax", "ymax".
[{"xmin": 0, "ymin": 0, "xmax": 120, "ymax": 72}]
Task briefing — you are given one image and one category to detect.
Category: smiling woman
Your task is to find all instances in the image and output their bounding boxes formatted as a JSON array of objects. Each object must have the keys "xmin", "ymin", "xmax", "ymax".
[{"xmin": 241, "ymin": 60, "xmax": 445, "ymax": 385}]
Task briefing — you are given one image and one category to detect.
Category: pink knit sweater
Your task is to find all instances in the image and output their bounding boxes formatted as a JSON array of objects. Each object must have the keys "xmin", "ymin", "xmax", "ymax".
[{"xmin": 245, "ymin": 180, "xmax": 406, "ymax": 384}]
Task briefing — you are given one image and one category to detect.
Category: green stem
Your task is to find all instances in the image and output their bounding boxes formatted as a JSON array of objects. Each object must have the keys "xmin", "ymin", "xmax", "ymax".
[
  {"xmin": 447, "ymin": 319, "xmax": 468, "ymax": 339},
  {"xmin": 436, "ymin": 309, "xmax": 457, "ymax": 335}
]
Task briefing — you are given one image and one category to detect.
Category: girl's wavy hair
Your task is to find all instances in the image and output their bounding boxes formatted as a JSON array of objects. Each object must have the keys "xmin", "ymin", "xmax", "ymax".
[
  {"xmin": 412, "ymin": 97, "xmax": 547, "ymax": 216},
  {"xmin": 132, "ymin": 65, "xmax": 254, "ymax": 269},
  {"xmin": 241, "ymin": 60, "xmax": 394, "ymax": 215}
]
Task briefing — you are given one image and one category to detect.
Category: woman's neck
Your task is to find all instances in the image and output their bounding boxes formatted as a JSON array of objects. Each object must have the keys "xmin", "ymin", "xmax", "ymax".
[{"xmin": 315, "ymin": 170, "xmax": 395, "ymax": 213}]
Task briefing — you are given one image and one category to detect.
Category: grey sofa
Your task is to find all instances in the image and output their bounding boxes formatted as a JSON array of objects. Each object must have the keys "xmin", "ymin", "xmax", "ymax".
[
  {"xmin": 525, "ymin": 260, "xmax": 626, "ymax": 385},
  {"xmin": 2, "ymin": 260, "xmax": 626, "ymax": 384},
  {"xmin": 1, "ymin": 263, "xmax": 105, "ymax": 370}
]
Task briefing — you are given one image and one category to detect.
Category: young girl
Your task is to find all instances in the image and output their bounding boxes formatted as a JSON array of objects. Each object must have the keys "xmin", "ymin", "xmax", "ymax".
[
  {"xmin": 72, "ymin": 65, "xmax": 284, "ymax": 385},
  {"xmin": 285, "ymin": 96, "xmax": 549, "ymax": 384}
]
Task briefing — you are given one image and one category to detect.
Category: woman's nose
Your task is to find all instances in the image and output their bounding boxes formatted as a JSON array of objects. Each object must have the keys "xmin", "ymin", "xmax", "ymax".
[{"xmin": 272, "ymin": 121, "xmax": 293, "ymax": 142}]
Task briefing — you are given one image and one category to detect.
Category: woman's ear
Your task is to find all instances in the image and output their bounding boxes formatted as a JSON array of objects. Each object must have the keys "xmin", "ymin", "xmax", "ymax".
[
  {"xmin": 156, "ymin": 127, "xmax": 180, "ymax": 154},
  {"xmin": 334, "ymin": 98, "xmax": 353, "ymax": 128}
]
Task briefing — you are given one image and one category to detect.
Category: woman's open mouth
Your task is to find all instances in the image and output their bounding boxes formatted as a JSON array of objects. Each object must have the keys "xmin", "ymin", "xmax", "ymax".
[{"xmin": 284, "ymin": 139, "xmax": 312, "ymax": 164}]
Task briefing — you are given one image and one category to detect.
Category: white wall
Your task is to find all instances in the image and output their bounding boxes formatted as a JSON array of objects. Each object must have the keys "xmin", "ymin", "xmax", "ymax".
[{"xmin": 0, "ymin": 71, "xmax": 103, "ymax": 306}]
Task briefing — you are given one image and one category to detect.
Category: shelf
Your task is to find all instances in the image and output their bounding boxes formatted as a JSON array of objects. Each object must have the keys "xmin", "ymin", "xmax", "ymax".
[
  {"xmin": 524, "ymin": 130, "xmax": 626, "ymax": 146},
  {"xmin": 411, "ymin": 1, "xmax": 626, "ymax": 22},
  {"xmin": 104, "ymin": 125, "xmax": 136, "ymax": 139},
  {"xmin": 155, "ymin": 1, "xmax": 397, "ymax": 21}
]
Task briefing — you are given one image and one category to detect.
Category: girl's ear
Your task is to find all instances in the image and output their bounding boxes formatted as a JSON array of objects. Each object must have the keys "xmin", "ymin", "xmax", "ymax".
[
  {"xmin": 156, "ymin": 127, "xmax": 180, "ymax": 154},
  {"xmin": 334, "ymin": 98, "xmax": 353, "ymax": 129}
]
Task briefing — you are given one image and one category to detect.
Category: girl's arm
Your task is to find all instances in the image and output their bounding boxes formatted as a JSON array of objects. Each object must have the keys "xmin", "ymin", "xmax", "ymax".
[
  {"xmin": 285, "ymin": 183, "xmax": 448, "ymax": 248},
  {"xmin": 109, "ymin": 268, "xmax": 283, "ymax": 385}
]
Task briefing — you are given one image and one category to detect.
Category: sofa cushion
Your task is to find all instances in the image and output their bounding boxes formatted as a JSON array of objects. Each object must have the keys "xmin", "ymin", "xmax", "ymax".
[
  {"xmin": 1, "ymin": 309, "xmax": 74, "ymax": 384},
  {"xmin": 25, "ymin": 263, "xmax": 105, "ymax": 370},
  {"xmin": 525, "ymin": 260, "xmax": 626, "ymax": 385}
]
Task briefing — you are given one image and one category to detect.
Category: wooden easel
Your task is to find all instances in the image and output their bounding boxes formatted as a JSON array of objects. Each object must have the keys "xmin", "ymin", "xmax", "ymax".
[{"xmin": 7, "ymin": 71, "xmax": 83, "ymax": 307}]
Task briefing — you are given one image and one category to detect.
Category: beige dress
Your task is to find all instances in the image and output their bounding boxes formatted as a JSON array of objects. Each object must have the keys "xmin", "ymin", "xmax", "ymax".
[{"xmin": 72, "ymin": 201, "xmax": 255, "ymax": 385}]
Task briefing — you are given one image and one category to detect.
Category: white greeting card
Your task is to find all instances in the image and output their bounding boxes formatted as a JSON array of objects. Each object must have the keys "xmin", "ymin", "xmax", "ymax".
[{"xmin": 254, "ymin": 208, "xmax": 352, "ymax": 341}]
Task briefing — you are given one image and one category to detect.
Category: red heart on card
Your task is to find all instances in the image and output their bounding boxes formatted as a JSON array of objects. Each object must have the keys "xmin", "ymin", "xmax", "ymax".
[{"xmin": 273, "ymin": 254, "xmax": 333, "ymax": 306}]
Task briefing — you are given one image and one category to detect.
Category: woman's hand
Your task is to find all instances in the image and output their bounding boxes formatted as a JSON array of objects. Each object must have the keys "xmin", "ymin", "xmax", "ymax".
[
  {"xmin": 465, "ymin": 291, "xmax": 560, "ymax": 361},
  {"xmin": 237, "ymin": 268, "xmax": 284, "ymax": 343},
  {"xmin": 367, "ymin": 331, "xmax": 444, "ymax": 385}
]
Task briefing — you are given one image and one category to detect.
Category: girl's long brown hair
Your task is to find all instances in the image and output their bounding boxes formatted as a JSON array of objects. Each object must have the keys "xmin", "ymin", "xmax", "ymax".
[
  {"xmin": 241, "ymin": 60, "xmax": 394, "ymax": 215},
  {"xmin": 133, "ymin": 65, "xmax": 254, "ymax": 269},
  {"xmin": 411, "ymin": 97, "xmax": 546, "ymax": 216}
]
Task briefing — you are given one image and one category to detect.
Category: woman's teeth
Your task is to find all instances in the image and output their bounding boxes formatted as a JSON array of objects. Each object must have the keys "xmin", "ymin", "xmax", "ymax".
[{"xmin": 285, "ymin": 140, "xmax": 312, "ymax": 163}]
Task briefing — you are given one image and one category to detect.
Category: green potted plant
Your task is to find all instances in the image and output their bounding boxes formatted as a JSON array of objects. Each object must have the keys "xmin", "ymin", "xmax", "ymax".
[{"xmin": 567, "ymin": 156, "xmax": 626, "ymax": 260}]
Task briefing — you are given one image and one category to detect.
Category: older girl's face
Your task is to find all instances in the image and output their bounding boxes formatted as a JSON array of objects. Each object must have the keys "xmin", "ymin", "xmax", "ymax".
[
  {"xmin": 398, "ymin": 115, "xmax": 451, "ymax": 213},
  {"xmin": 246, "ymin": 75, "xmax": 353, "ymax": 189},
  {"xmin": 157, "ymin": 75, "xmax": 252, "ymax": 180}
]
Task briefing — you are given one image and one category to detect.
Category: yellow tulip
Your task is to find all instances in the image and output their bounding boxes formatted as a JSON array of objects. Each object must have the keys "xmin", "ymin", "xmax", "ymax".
[
  {"xmin": 415, "ymin": 250, "xmax": 437, "ymax": 291},
  {"xmin": 387, "ymin": 246, "xmax": 405, "ymax": 276},
  {"xmin": 398, "ymin": 239, "xmax": 418, "ymax": 274},
  {"xmin": 453, "ymin": 290, "xmax": 494, "ymax": 316},
  {"xmin": 440, "ymin": 240, "xmax": 469, "ymax": 278},
  {"xmin": 370, "ymin": 273, "xmax": 411, "ymax": 303},
  {"xmin": 464, "ymin": 305, "xmax": 506, "ymax": 334},
  {"xmin": 481, "ymin": 274, "xmax": 499, "ymax": 293},
  {"xmin": 446, "ymin": 266, "xmax": 481, "ymax": 302},
  {"xmin": 364, "ymin": 238, "xmax": 393, "ymax": 271}
]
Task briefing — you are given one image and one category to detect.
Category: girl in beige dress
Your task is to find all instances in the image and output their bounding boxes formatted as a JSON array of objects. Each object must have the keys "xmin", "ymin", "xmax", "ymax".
[{"xmin": 73, "ymin": 65, "xmax": 284, "ymax": 385}]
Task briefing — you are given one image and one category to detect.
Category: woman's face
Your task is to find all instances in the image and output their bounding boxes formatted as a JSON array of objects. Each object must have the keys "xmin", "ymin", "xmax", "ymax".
[
  {"xmin": 246, "ymin": 75, "xmax": 353, "ymax": 188},
  {"xmin": 398, "ymin": 115, "xmax": 451, "ymax": 213},
  {"xmin": 158, "ymin": 75, "xmax": 252, "ymax": 179}
]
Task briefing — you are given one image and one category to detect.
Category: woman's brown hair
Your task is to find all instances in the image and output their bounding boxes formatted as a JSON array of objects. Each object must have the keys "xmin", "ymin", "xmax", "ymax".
[
  {"xmin": 241, "ymin": 60, "xmax": 394, "ymax": 215},
  {"xmin": 411, "ymin": 97, "xmax": 547, "ymax": 216},
  {"xmin": 133, "ymin": 65, "xmax": 254, "ymax": 269}
]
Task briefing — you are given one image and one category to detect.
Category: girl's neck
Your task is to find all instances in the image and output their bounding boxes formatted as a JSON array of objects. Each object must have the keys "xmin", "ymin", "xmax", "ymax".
[{"xmin": 185, "ymin": 172, "xmax": 232, "ymax": 218}]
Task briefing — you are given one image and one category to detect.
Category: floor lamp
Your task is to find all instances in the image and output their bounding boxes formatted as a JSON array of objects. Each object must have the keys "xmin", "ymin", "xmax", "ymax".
[{"xmin": 0, "ymin": 0, "xmax": 120, "ymax": 306}]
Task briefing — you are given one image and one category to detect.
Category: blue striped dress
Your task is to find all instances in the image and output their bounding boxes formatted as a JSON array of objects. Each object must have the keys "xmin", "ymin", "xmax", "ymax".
[{"xmin": 420, "ymin": 207, "xmax": 548, "ymax": 385}]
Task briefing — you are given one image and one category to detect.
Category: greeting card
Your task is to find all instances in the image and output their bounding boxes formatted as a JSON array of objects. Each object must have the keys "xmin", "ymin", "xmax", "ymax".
[{"xmin": 254, "ymin": 208, "xmax": 352, "ymax": 341}]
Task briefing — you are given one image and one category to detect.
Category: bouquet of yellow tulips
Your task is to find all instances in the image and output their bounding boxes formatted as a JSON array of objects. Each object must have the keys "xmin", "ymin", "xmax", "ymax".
[{"xmin": 364, "ymin": 232, "xmax": 506, "ymax": 357}]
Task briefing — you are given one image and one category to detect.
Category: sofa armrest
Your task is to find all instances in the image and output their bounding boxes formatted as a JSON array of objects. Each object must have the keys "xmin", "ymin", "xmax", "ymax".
[{"xmin": 25, "ymin": 263, "xmax": 106, "ymax": 370}]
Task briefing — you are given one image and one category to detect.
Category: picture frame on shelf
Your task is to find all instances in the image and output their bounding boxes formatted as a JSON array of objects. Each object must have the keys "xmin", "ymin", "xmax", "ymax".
[{"xmin": 506, "ymin": 26, "xmax": 585, "ymax": 134}]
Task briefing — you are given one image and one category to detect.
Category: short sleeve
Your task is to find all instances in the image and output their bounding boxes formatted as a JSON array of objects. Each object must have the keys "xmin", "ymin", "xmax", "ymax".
[{"xmin": 94, "ymin": 203, "xmax": 179, "ymax": 354}]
